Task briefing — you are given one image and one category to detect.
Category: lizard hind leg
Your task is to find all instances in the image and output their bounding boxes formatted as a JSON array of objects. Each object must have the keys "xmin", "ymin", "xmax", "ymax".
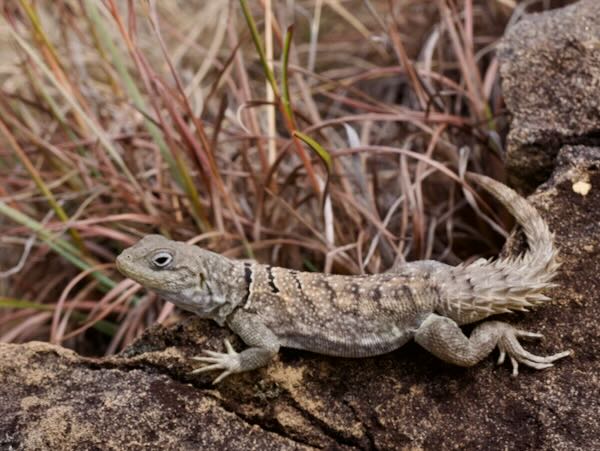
[{"xmin": 414, "ymin": 314, "xmax": 571, "ymax": 376}]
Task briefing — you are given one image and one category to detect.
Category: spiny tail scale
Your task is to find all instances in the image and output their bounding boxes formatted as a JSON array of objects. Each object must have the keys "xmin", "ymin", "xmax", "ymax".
[{"xmin": 448, "ymin": 173, "xmax": 560, "ymax": 315}]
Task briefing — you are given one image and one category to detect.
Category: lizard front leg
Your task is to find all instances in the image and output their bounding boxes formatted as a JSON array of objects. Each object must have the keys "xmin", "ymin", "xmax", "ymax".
[
  {"xmin": 414, "ymin": 314, "xmax": 570, "ymax": 376},
  {"xmin": 192, "ymin": 309, "xmax": 280, "ymax": 383}
]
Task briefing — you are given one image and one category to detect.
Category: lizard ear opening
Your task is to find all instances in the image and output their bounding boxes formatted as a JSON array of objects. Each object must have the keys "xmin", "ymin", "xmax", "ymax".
[{"xmin": 150, "ymin": 250, "xmax": 174, "ymax": 269}]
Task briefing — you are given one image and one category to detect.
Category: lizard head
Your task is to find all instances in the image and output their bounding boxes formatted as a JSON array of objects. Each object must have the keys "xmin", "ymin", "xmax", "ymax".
[{"xmin": 116, "ymin": 235, "xmax": 244, "ymax": 319}]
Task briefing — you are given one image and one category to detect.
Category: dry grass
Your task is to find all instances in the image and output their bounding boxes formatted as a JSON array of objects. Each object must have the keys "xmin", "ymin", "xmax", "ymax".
[{"xmin": 0, "ymin": 0, "xmax": 571, "ymax": 355}]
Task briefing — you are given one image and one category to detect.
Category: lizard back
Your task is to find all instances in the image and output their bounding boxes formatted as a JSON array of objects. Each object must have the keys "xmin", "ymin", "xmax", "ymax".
[{"xmin": 241, "ymin": 265, "xmax": 437, "ymax": 357}]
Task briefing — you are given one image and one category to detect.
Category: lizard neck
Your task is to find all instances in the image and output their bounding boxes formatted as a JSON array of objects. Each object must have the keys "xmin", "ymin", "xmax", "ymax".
[{"xmin": 161, "ymin": 253, "xmax": 250, "ymax": 326}]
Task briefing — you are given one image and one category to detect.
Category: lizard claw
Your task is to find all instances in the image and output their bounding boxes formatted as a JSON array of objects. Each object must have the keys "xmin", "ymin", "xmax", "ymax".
[
  {"xmin": 497, "ymin": 326, "xmax": 571, "ymax": 377},
  {"xmin": 191, "ymin": 339, "xmax": 242, "ymax": 384}
]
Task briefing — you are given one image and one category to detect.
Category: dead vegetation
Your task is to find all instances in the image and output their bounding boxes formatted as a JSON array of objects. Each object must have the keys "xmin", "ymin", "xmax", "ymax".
[{"xmin": 0, "ymin": 0, "xmax": 572, "ymax": 354}]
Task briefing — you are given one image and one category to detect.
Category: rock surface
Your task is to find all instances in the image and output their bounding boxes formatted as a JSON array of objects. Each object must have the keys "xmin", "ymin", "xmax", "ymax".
[
  {"xmin": 2, "ymin": 2, "xmax": 600, "ymax": 450},
  {"xmin": 498, "ymin": 0, "xmax": 600, "ymax": 190}
]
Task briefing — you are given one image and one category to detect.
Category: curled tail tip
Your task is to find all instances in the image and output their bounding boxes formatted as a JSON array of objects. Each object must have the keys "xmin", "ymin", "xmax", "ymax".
[
  {"xmin": 463, "ymin": 171, "xmax": 554, "ymax": 250},
  {"xmin": 464, "ymin": 171, "xmax": 499, "ymax": 186},
  {"xmin": 453, "ymin": 171, "xmax": 560, "ymax": 314}
]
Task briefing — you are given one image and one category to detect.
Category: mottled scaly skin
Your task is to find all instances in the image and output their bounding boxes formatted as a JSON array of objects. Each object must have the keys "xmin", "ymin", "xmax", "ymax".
[
  {"xmin": 116, "ymin": 173, "xmax": 570, "ymax": 383},
  {"xmin": 243, "ymin": 266, "xmax": 437, "ymax": 357}
]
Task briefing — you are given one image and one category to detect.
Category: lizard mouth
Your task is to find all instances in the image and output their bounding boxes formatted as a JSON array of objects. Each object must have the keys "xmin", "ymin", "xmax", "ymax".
[
  {"xmin": 115, "ymin": 252, "xmax": 164, "ymax": 290},
  {"xmin": 115, "ymin": 253, "xmax": 126, "ymax": 273},
  {"xmin": 115, "ymin": 252, "xmax": 135, "ymax": 280}
]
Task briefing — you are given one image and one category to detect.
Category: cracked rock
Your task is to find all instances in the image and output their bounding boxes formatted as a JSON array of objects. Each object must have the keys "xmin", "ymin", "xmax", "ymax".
[{"xmin": 498, "ymin": 0, "xmax": 600, "ymax": 191}]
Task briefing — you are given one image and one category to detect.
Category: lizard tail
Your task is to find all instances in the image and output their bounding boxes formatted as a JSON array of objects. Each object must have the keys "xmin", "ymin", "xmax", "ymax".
[{"xmin": 444, "ymin": 172, "xmax": 560, "ymax": 316}]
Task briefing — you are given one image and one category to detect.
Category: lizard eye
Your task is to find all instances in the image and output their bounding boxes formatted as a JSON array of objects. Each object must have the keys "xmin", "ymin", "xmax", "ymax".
[{"xmin": 151, "ymin": 251, "xmax": 173, "ymax": 269}]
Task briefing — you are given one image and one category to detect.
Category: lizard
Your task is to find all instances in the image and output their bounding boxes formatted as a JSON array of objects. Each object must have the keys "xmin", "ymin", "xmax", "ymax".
[{"xmin": 115, "ymin": 173, "xmax": 571, "ymax": 383}]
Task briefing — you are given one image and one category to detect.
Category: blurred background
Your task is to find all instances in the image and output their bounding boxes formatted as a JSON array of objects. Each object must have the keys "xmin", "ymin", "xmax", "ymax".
[{"xmin": 0, "ymin": 0, "xmax": 574, "ymax": 355}]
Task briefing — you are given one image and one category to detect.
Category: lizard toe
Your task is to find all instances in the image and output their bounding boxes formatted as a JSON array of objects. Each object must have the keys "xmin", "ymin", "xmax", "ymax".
[
  {"xmin": 499, "ymin": 327, "xmax": 571, "ymax": 376},
  {"xmin": 496, "ymin": 346, "xmax": 506, "ymax": 365},
  {"xmin": 190, "ymin": 363, "xmax": 225, "ymax": 374},
  {"xmin": 212, "ymin": 370, "xmax": 234, "ymax": 384},
  {"xmin": 191, "ymin": 356, "xmax": 226, "ymax": 364},
  {"xmin": 514, "ymin": 329, "xmax": 544, "ymax": 340},
  {"xmin": 190, "ymin": 342, "xmax": 242, "ymax": 381}
]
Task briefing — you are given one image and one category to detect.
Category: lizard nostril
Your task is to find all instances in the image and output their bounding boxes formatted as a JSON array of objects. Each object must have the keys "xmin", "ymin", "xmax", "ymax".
[{"xmin": 116, "ymin": 254, "xmax": 127, "ymax": 271}]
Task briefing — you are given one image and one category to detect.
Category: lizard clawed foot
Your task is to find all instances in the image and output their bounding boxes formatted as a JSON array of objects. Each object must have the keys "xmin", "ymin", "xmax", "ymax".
[
  {"xmin": 191, "ymin": 339, "xmax": 242, "ymax": 384},
  {"xmin": 496, "ymin": 327, "xmax": 571, "ymax": 377}
]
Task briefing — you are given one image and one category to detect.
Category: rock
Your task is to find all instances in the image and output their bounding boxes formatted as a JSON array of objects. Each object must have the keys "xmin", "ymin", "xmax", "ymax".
[
  {"xmin": 3, "ymin": 1, "xmax": 600, "ymax": 448},
  {"xmin": 498, "ymin": 0, "xmax": 600, "ymax": 190},
  {"xmin": 1, "ymin": 145, "xmax": 599, "ymax": 449},
  {"xmin": 0, "ymin": 341, "xmax": 313, "ymax": 450}
]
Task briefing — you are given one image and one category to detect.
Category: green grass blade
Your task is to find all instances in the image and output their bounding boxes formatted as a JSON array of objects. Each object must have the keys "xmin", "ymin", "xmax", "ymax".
[
  {"xmin": 8, "ymin": 23, "xmax": 158, "ymax": 219},
  {"xmin": 293, "ymin": 131, "xmax": 332, "ymax": 172},
  {"xmin": 0, "ymin": 201, "xmax": 116, "ymax": 290},
  {"xmin": 239, "ymin": 0, "xmax": 279, "ymax": 97},
  {"xmin": 0, "ymin": 116, "xmax": 87, "ymax": 253},
  {"xmin": 282, "ymin": 25, "xmax": 296, "ymax": 127},
  {"xmin": 82, "ymin": 1, "xmax": 180, "ymax": 182}
]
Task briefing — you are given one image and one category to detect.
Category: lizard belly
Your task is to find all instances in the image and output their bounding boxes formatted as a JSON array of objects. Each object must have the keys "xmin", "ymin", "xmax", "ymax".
[
  {"xmin": 260, "ymin": 309, "xmax": 421, "ymax": 358},
  {"xmin": 278, "ymin": 327, "xmax": 414, "ymax": 358}
]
